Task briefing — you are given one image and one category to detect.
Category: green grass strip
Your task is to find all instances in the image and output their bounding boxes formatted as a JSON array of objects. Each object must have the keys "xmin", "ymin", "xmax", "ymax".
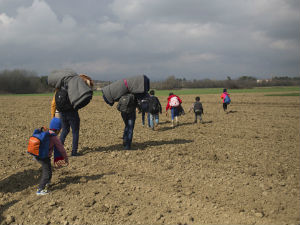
[
  {"xmin": 264, "ymin": 93, "xmax": 299, "ymax": 97},
  {"xmin": 1, "ymin": 86, "xmax": 299, "ymax": 97}
]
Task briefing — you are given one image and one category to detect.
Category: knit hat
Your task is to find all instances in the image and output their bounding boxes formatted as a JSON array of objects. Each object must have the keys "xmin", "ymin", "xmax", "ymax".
[{"xmin": 49, "ymin": 117, "xmax": 62, "ymax": 130}]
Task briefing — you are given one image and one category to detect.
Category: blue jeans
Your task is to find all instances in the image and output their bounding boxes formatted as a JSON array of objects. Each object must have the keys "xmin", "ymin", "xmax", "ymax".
[
  {"xmin": 142, "ymin": 111, "xmax": 150, "ymax": 127},
  {"xmin": 149, "ymin": 113, "xmax": 159, "ymax": 128},
  {"xmin": 60, "ymin": 110, "xmax": 80, "ymax": 155},
  {"xmin": 171, "ymin": 107, "xmax": 179, "ymax": 120},
  {"xmin": 121, "ymin": 111, "xmax": 136, "ymax": 149}
]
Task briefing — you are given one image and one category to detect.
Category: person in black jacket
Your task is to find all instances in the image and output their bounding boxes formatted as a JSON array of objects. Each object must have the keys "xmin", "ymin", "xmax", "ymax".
[
  {"xmin": 189, "ymin": 96, "xmax": 204, "ymax": 123},
  {"xmin": 148, "ymin": 90, "xmax": 162, "ymax": 130}
]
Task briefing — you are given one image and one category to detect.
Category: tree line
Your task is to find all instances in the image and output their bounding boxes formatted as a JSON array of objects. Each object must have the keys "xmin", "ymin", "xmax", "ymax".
[
  {"xmin": 150, "ymin": 75, "xmax": 300, "ymax": 90},
  {"xmin": 0, "ymin": 70, "xmax": 51, "ymax": 94},
  {"xmin": 0, "ymin": 69, "xmax": 299, "ymax": 94}
]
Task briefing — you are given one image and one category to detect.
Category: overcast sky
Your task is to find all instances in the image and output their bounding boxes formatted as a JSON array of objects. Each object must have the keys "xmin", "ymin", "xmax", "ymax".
[{"xmin": 0, "ymin": 0, "xmax": 299, "ymax": 81}]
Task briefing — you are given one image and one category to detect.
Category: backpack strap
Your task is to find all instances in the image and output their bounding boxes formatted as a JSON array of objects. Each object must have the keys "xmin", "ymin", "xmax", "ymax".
[{"xmin": 123, "ymin": 79, "xmax": 129, "ymax": 90}]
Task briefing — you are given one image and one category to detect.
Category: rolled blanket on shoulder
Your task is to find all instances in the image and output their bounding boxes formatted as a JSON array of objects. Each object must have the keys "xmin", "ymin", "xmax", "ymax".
[
  {"xmin": 102, "ymin": 75, "xmax": 150, "ymax": 105},
  {"xmin": 48, "ymin": 69, "xmax": 93, "ymax": 110},
  {"xmin": 48, "ymin": 69, "xmax": 77, "ymax": 88}
]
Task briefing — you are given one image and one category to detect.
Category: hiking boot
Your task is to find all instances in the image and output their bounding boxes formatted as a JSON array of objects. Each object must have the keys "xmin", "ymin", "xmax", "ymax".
[
  {"xmin": 124, "ymin": 145, "xmax": 131, "ymax": 150},
  {"xmin": 36, "ymin": 189, "xmax": 49, "ymax": 196}
]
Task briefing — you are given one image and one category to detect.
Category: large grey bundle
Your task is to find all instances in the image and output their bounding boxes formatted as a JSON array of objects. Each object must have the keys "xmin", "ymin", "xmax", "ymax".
[
  {"xmin": 48, "ymin": 69, "xmax": 93, "ymax": 110},
  {"xmin": 102, "ymin": 75, "xmax": 149, "ymax": 105}
]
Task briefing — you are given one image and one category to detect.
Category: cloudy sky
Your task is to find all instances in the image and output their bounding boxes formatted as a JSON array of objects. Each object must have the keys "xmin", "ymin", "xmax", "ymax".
[{"xmin": 0, "ymin": 0, "xmax": 299, "ymax": 81}]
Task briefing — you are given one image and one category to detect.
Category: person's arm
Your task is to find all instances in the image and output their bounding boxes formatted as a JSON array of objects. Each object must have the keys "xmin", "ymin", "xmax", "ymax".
[
  {"xmin": 52, "ymin": 136, "xmax": 68, "ymax": 163},
  {"xmin": 177, "ymin": 96, "xmax": 183, "ymax": 104},
  {"xmin": 157, "ymin": 97, "xmax": 162, "ymax": 113},
  {"xmin": 51, "ymin": 92, "xmax": 57, "ymax": 118},
  {"xmin": 189, "ymin": 103, "xmax": 194, "ymax": 113},
  {"xmin": 166, "ymin": 101, "xmax": 171, "ymax": 112}
]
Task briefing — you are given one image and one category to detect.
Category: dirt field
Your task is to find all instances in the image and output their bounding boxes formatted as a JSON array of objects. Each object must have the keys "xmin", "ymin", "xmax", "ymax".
[{"xmin": 0, "ymin": 92, "xmax": 299, "ymax": 225}]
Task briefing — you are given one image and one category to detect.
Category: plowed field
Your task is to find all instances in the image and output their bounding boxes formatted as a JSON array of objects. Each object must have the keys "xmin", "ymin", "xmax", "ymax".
[{"xmin": 0, "ymin": 92, "xmax": 299, "ymax": 225}]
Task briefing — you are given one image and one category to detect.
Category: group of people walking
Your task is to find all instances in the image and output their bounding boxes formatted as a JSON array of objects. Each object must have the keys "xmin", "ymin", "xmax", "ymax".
[{"xmin": 28, "ymin": 70, "xmax": 231, "ymax": 196}]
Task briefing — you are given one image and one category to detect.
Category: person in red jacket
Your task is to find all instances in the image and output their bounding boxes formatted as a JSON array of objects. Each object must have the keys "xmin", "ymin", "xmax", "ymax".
[{"xmin": 166, "ymin": 92, "xmax": 182, "ymax": 127}]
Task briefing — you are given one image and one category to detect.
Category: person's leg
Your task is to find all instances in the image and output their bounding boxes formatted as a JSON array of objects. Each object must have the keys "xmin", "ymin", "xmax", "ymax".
[
  {"xmin": 223, "ymin": 103, "xmax": 227, "ymax": 111},
  {"xmin": 141, "ymin": 111, "xmax": 145, "ymax": 126},
  {"xmin": 36, "ymin": 157, "xmax": 52, "ymax": 191},
  {"xmin": 199, "ymin": 113, "xmax": 203, "ymax": 123},
  {"xmin": 125, "ymin": 112, "xmax": 136, "ymax": 149},
  {"xmin": 149, "ymin": 113, "xmax": 154, "ymax": 129},
  {"xmin": 121, "ymin": 112, "xmax": 129, "ymax": 146},
  {"xmin": 59, "ymin": 112, "xmax": 70, "ymax": 145},
  {"xmin": 174, "ymin": 107, "xmax": 179, "ymax": 125},
  {"xmin": 147, "ymin": 113, "xmax": 151, "ymax": 127},
  {"xmin": 69, "ymin": 111, "xmax": 80, "ymax": 156},
  {"xmin": 154, "ymin": 114, "xmax": 159, "ymax": 126},
  {"xmin": 194, "ymin": 112, "xmax": 197, "ymax": 123},
  {"xmin": 171, "ymin": 108, "xmax": 175, "ymax": 127}
]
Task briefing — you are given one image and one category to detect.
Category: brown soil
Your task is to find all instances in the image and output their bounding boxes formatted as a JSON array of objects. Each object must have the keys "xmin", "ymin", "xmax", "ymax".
[{"xmin": 0, "ymin": 93, "xmax": 299, "ymax": 225}]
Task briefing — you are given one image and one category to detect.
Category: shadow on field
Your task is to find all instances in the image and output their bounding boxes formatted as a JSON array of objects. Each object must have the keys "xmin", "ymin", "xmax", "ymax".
[
  {"xmin": 81, "ymin": 139, "xmax": 194, "ymax": 154},
  {"xmin": 0, "ymin": 169, "xmax": 40, "ymax": 193},
  {"xmin": 227, "ymin": 110, "xmax": 238, "ymax": 114},
  {"xmin": 202, "ymin": 120, "xmax": 213, "ymax": 124},
  {"xmin": 53, "ymin": 172, "xmax": 115, "ymax": 190},
  {"xmin": 159, "ymin": 120, "xmax": 213, "ymax": 131},
  {"xmin": 0, "ymin": 200, "xmax": 19, "ymax": 223}
]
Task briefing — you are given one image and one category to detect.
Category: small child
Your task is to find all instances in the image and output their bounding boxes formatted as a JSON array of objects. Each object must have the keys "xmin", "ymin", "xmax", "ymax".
[
  {"xmin": 35, "ymin": 117, "xmax": 68, "ymax": 195},
  {"xmin": 166, "ymin": 93, "xmax": 183, "ymax": 127},
  {"xmin": 220, "ymin": 88, "xmax": 230, "ymax": 112},
  {"xmin": 148, "ymin": 90, "xmax": 162, "ymax": 130},
  {"xmin": 189, "ymin": 96, "xmax": 204, "ymax": 123}
]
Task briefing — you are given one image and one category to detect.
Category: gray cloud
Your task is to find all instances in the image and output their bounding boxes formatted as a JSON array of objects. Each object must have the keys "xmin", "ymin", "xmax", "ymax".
[{"xmin": 0, "ymin": 0, "xmax": 299, "ymax": 80}]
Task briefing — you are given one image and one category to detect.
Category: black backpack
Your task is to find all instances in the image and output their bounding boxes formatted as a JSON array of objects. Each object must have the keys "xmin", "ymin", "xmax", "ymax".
[
  {"xmin": 117, "ymin": 93, "xmax": 136, "ymax": 113},
  {"xmin": 140, "ymin": 98, "xmax": 149, "ymax": 112},
  {"xmin": 55, "ymin": 87, "xmax": 73, "ymax": 112},
  {"xmin": 194, "ymin": 102, "xmax": 203, "ymax": 113},
  {"xmin": 148, "ymin": 96, "xmax": 159, "ymax": 114}
]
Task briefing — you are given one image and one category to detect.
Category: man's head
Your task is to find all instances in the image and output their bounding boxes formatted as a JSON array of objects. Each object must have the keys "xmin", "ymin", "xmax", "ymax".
[
  {"xmin": 150, "ymin": 90, "xmax": 155, "ymax": 95},
  {"xmin": 195, "ymin": 96, "xmax": 200, "ymax": 101}
]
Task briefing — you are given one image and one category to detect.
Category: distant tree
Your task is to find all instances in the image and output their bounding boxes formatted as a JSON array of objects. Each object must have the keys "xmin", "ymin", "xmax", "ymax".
[{"xmin": 238, "ymin": 76, "xmax": 257, "ymax": 81}]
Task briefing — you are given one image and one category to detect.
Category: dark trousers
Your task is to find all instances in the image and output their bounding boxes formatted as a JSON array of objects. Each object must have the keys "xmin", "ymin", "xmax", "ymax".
[
  {"xmin": 223, "ymin": 103, "xmax": 228, "ymax": 111},
  {"xmin": 121, "ymin": 111, "xmax": 136, "ymax": 149},
  {"xmin": 194, "ymin": 112, "xmax": 203, "ymax": 123},
  {"xmin": 60, "ymin": 110, "xmax": 80, "ymax": 155},
  {"xmin": 36, "ymin": 157, "xmax": 52, "ymax": 190},
  {"xmin": 142, "ymin": 111, "xmax": 150, "ymax": 127}
]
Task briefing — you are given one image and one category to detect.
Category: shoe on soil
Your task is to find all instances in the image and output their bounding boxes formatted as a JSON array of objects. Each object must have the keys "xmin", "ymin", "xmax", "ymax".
[
  {"xmin": 124, "ymin": 145, "xmax": 131, "ymax": 150},
  {"xmin": 36, "ymin": 189, "xmax": 49, "ymax": 196}
]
